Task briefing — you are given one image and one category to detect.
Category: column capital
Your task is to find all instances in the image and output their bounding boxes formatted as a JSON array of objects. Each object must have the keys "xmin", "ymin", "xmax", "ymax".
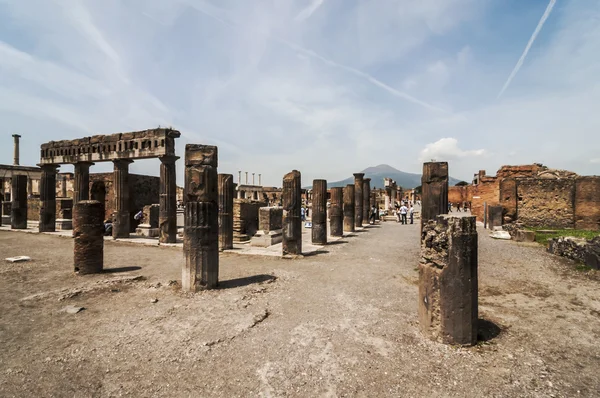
[
  {"xmin": 159, "ymin": 155, "xmax": 180, "ymax": 164},
  {"xmin": 113, "ymin": 159, "xmax": 134, "ymax": 166},
  {"xmin": 75, "ymin": 161, "xmax": 95, "ymax": 166},
  {"xmin": 37, "ymin": 163, "xmax": 59, "ymax": 172},
  {"xmin": 353, "ymin": 173, "xmax": 365, "ymax": 179}
]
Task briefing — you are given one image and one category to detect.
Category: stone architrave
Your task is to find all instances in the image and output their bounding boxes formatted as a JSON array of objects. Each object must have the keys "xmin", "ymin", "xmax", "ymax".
[
  {"xmin": 343, "ymin": 184, "xmax": 355, "ymax": 233},
  {"xmin": 183, "ymin": 144, "xmax": 219, "ymax": 292},
  {"xmin": 159, "ymin": 155, "xmax": 178, "ymax": 243},
  {"xmin": 73, "ymin": 162, "xmax": 93, "ymax": 205},
  {"xmin": 330, "ymin": 187, "xmax": 343, "ymax": 237},
  {"xmin": 488, "ymin": 205, "xmax": 503, "ymax": 230},
  {"xmin": 421, "ymin": 162, "xmax": 449, "ymax": 231},
  {"xmin": 73, "ymin": 200, "xmax": 104, "ymax": 274},
  {"xmin": 11, "ymin": 175, "xmax": 27, "ymax": 229},
  {"xmin": 312, "ymin": 179, "xmax": 327, "ymax": 245},
  {"xmin": 354, "ymin": 173, "xmax": 365, "ymax": 227},
  {"xmin": 363, "ymin": 178, "xmax": 371, "ymax": 223},
  {"xmin": 419, "ymin": 215, "xmax": 478, "ymax": 346},
  {"xmin": 282, "ymin": 170, "xmax": 302, "ymax": 256},
  {"xmin": 39, "ymin": 164, "xmax": 58, "ymax": 232},
  {"xmin": 218, "ymin": 173, "xmax": 234, "ymax": 251},
  {"xmin": 112, "ymin": 159, "xmax": 133, "ymax": 239}
]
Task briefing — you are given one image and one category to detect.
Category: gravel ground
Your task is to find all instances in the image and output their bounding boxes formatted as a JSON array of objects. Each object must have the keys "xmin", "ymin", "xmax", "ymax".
[{"xmin": 0, "ymin": 219, "xmax": 599, "ymax": 397}]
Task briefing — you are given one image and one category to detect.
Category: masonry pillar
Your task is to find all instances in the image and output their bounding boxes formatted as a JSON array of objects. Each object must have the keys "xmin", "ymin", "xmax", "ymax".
[
  {"xmin": 112, "ymin": 159, "xmax": 133, "ymax": 239},
  {"xmin": 312, "ymin": 179, "xmax": 327, "ymax": 245},
  {"xmin": 218, "ymin": 173, "xmax": 234, "ymax": 251},
  {"xmin": 354, "ymin": 173, "xmax": 364, "ymax": 227},
  {"xmin": 282, "ymin": 170, "xmax": 302, "ymax": 256},
  {"xmin": 159, "ymin": 155, "xmax": 178, "ymax": 244},
  {"xmin": 421, "ymin": 162, "xmax": 449, "ymax": 231},
  {"xmin": 183, "ymin": 145, "xmax": 219, "ymax": 292},
  {"xmin": 12, "ymin": 134, "xmax": 20, "ymax": 166},
  {"xmin": 487, "ymin": 205, "xmax": 503, "ymax": 230},
  {"xmin": 39, "ymin": 164, "xmax": 58, "ymax": 232},
  {"xmin": 363, "ymin": 178, "xmax": 371, "ymax": 222},
  {"xmin": 11, "ymin": 175, "xmax": 27, "ymax": 229},
  {"xmin": 343, "ymin": 184, "xmax": 355, "ymax": 233},
  {"xmin": 27, "ymin": 178, "xmax": 33, "ymax": 197},
  {"xmin": 330, "ymin": 187, "xmax": 343, "ymax": 237},
  {"xmin": 73, "ymin": 162, "xmax": 93, "ymax": 205},
  {"xmin": 61, "ymin": 175, "xmax": 68, "ymax": 198},
  {"xmin": 419, "ymin": 215, "xmax": 478, "ymax": 346},
  {"xmin": 73, "ymin": 200, "xmax": 104, "ymax": 275}
]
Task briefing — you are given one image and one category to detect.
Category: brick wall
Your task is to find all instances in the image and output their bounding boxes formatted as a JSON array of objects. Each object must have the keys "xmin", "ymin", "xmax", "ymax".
[
  {"xmin": 448, "ymin": 186, "xmax": 471, "ymax": 205},
  {"xmin": 516, "ymin": 178, "xmax": 576, "ymax": 228},
  {"xmin": 499, "ymin": 178, "xmax": 518, "ymax": 223},
  {"xmin": 471, "ymin": 177, "xmax": 499, "ymax": 222},
  {"xmin": 27, "ymin": 198, "xmax": 40, "ymax": 221},
  {"xmin": 575, "ymin": 176, "xmax": 600, "ymax": 231}
]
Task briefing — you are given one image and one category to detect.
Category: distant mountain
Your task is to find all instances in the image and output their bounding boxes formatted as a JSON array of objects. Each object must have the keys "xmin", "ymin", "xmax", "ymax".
[{"xmin": 324, "ymin": 164, "xmax": 462, "ymax": 189}]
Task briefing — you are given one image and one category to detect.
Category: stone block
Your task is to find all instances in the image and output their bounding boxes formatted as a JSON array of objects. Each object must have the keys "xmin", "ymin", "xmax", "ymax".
[
  {"xmin": 136, "ymin": 224, "xmax": 160, "ymax": 237},
  {"xmin": 548, "ymin": 236, "xmax": 600, "ymax": 270},
  {"xmin": 515, "ymin": 229, "xmax": 536, "ymax": 242},
  {"xmin": 259, "ymin": 207, "xmax": 283, "ymax": 232},
  {"xmin": 251, "ymin": 230, "xmax": 283, "ymax": 247},
  {"xmin": 56, "ymin": 219, "xmax": 73, "ymax": 230},
  {"xmin": 143, "ymin": 204, "xmax": 160, "ymax": 228}
]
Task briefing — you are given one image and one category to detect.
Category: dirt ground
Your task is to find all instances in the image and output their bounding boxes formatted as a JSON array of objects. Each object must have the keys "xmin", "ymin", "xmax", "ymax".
[{"xmin": 1, "ymin": 220, "xmax": 599, "ymax": 397}]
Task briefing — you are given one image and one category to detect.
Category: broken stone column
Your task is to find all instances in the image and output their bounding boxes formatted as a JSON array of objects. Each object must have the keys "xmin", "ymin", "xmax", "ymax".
[
  {"xmin": 330, "ymin": 187, "xmax": 343, "ymax": 237},
  {"xmin": 73, "ymin": 200, "xmax": 104, "ymax": 275},
  {"xmin": 73, "ymin": 162, "xmax": 93, "ymax": 205},
  {"xmin": 11, "ymin": 175, "xmax": 27, "ymax": 229},
  {"xmin": 343, "ymin": 184, "xmax": 355, "ymax": 233},
  {"xmin": 159, "ymin": 155, "xmax": 178, "ymax": 243},
  {"xmin": 251, "ymin": 207, "xmax": 283, "ymax": 247},
  {"xmin": 419, "ymin": 215, "xmax": 478, "ymax": 346},
  {"xmin": 487, "ymin": 205, "xmax": 503, "ymax": 230},
  {"xmin": 39, "ymin": 164, "xmax": 58, "ymax": 232},
  {"xmin": 312, "ymin": 179, "xmax": 327, "ymax": 245},
  {"xmin": 282, "ymin": 170, "xmax": 302, "ymax": 256},
  {"xmin": 421, "ymin": 162, "xmax": 448, "ymax": 231},
  {"xmin": 218, "ymin": 173, "xmax": 234, "ymax": 251},
  {"xmin": 112, "ymin": 159, "xmax": 132, "ymax": 239},
  {"xmin": 354, "ymin": 173, "xmax": 364, "ymax": 227},
  {"xmin": 183, "ymin": 145, "xmax": 219, "ymax": 292},
  {"xmin": 363, "ymin": 178, "xmax": 371, "ymax": 223}
]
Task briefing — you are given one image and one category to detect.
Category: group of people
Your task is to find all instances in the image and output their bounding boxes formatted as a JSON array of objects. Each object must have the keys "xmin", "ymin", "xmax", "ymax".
[
  {"xmin": 394, "ymin": 202, "xmax": 414, "ymax": 225},
  {"xmin": 448, "ymin": 201, "xmax": 471, "ymax": 212}
]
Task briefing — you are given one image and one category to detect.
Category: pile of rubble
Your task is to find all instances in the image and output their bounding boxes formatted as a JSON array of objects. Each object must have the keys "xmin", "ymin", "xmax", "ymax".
[{"xmin": 547, "ymin": 236, "xmax": 600, "ymax": 270}]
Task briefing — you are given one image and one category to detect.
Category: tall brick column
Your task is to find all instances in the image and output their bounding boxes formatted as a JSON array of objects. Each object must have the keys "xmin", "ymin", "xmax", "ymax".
[
  {"xmin": 312, "ymin": 179, "xmax": 327, "ymax": 245},
  {"xmin": 343, "ymin": 184, "xmax": 355, "ymax": 233},
  {"xmin": 330, "ymin": 187, "xmax": 343, "ymax": 237},
  {"xmin": 39, "ymin": 164, "xmax": 58, "ymax": 232},
  {"xmin": 421, "ymin": 162, "xmax": 448, "ymax": 231},
  {"xmin": 354, "ymin": 173, "xmax": 364, "ymax": 227},
  {"xmin": 183, "ymin": 145, "xmax": 219, "ymax": 292},
  {"xmin": 112, "ymin": 159, "xmax": 133, "ymax": 239},
  {"xmin": 363, "ymin": 177, "xmax": 371, "ymax": 223},
  {"xmin": 282, "ymin": 170, "xmax": 302, "ymax": 256},
  {"xmin": 11, "ymin": 175, "xmax": 27, "ymax": 229},
  {"xmin": 218, "ymin": 173, "xmax": 234, "ymax": 250},
  {"xmin": 419, "ymin": 215, "xmax": 478, "ymax": 346},
  {"xmin": 73, "ymin": 200, "xmax": 104, "ymax": 275},
  {"xmin": 73, "ymin": 162, "xmax": 93, "ymax": 205},
  {"xmin": 159, "ymin": 155, "xmax": 178, "ymax": 243}
]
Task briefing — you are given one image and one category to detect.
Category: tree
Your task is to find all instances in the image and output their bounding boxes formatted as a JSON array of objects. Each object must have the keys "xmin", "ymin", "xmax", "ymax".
[
  {"xmin": 455, "ymin": 181, "xmax": 469, "ymax": 187},
  {"xmin": 414, "ymin": 185, "xmax": 422, "ymax": 195}
]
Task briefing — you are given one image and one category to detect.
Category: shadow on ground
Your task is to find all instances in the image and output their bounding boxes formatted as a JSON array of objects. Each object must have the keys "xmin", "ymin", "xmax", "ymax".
[
  {"xmin": 327, "ymin": 240, "xmax": 348, "ymax": 246},
  {"xmin": 219, "ymin": 274, "xmax": 276, "ymax": 289},
  {"xmin": 477, "ymin": 318, "xmax": 502, "ymax": 342},
  {"xmin": 102, "ymin": 266, "xmax": 142, "ymax": 274}
]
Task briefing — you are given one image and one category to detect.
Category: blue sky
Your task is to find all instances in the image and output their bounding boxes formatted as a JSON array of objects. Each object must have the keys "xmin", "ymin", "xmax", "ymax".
[{"xmin": 0, "ymin": 0, "xmax": 598, "ymax": 186}]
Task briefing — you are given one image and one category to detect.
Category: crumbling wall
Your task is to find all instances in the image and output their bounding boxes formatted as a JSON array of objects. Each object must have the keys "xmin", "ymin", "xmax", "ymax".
[
  {"xmin": 448, "ymin": 185, "xmax": 471, "ymax": 205},
  {"xmin": 516, "ymin": 178, "xmax": 575, "ymax": 228},
  {"xmin": 470, "ymin": 177, "xmax": 498, "ymax": 222},
  {"xmin": 575, "ymin": 176, "xmax": 600, "ymax": 231},
  {"xmin": 233, "ymin": 200, "xmax": 267, "ymax": 242},
  {"xmin": 499, "ymin": 178, "xmax": 518, "ymax": 223},
  {"xmin": 27, "ymin": 198, "xmax": 40, "ymax": 221},
  {"xmin": 548, "ymin": 236, "xmax": 600, "ymax": 270}
]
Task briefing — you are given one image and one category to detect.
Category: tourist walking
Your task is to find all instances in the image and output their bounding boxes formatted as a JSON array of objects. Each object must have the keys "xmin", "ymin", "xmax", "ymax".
[
  {"xmin": 400, "ymin": 203, "xmax": 408, "ymax": 225},
  {"xmin": 409, "ymin": 204, "xmax": 414, "ymax": 224}
]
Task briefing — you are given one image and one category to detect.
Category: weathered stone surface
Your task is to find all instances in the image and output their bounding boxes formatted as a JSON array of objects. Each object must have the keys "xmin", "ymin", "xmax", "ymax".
[
  {"xmin": 259, "ymin": 207, "xmax": 283, "ymax": 232},
  {"xmin": 73, "ymin": 162, "xmax": 93, "ymax": 205},
  {"xmin": 548, "ymin": 236, "xmax": 600, "ymax": 270},
  {"xmin": 490, "ymin": 230, "xmax": 511, "ymax": 240},
  {"xmin": 515, "ymin": 229, "xmax": 536, "ymax": 242},
  {"xmin": 39, "ymin": 164, "xmax": 58, "ymax": 232},
  {"xmin": 343, "ymin": 184, "xmax": 355, "ymax": 233},
  {"xmin": 312, "ymin": 179, "xmax": 327, "ymax": 245},
  {"xmin": 419, "ymin": 215, "xmax": 478, "ymax": 346},
  {"xmin": 73, "ymin": 200, "xmax": 104, "ymax": 275},
  {"xmin": 421, "ymin": 162, "xmax": 448, "ymax": 231},
  {"xmin": 575, "ymin": 176, "xmax": 600, "ymax": 231},
  {"xmin": 282, "ymin": 170, "xmax": 302, "ymax": 256},
  {"xmin": 362, "ymin": 178, "xmax": 371, "ymax": 223},
  {"xmin": 354, "ymin": 173, "xmax": 364, "ymax": 227},
  {"xmin": 112, "ymin": 159, "xmax": 133, "ymax": 239},
  {"xmin": 11, "ymin": 175, "xmax": 27, "ymax": 229},
  {"xmin": 487, "ymin": 205, "xmax": 503, "ymax": 230},
  {"xmin": 218, "ymin": 173, "xmax": 234, "ymax": 250},
  {"xmin": 159, "ymin": 155, "xmax": 178, "ymax": 244},
  {"xmin": 330, "ymin": 187, "xmax": 343, "ymax": 237},
  {"xmin": 517, "ymin": 178, "xmax": 576, "ymax": 229},
  {"xmin": 233, "ymin": 200, "xmax": 266, "ymax": 242},
  {"xmin": 183, "ymin": 145, "xmax": 219, "ymax": 292}
]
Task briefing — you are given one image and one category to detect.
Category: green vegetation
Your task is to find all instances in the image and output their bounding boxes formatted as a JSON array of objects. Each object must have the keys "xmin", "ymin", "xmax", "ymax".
[
  {"xmin": 526, "ymin": 227, "xmax": 600, "ymax": 246},
  {"xmin": 455, "ymin": 181, "xmax": 469, "ymax": 186}
]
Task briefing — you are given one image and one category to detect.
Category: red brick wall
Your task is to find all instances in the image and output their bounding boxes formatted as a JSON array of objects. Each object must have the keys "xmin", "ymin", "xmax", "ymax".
[
  {"xmin": 516, "ymin": 178, "xmax": 575, "ymax": 228},
  {"xmin": 575, "ymin": 176, "xmax": 600, "ymax": 231},
  {"xmin": 500, "ymin": 178, "xmax": 518, "ymax": 222},
  {"xmin": 448, "ymin": 186, "xmax": 472, "ymax": 205},
  {"xmin": 471, "ymin": 178, "xmax": 499, "ymax": 222}
]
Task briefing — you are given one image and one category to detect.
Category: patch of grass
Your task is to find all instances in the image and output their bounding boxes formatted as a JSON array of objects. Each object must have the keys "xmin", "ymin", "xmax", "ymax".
[
  {"xmin": 526, "ymin": 227, "xmax": 600, "ymax": 246},
  {"xmin": 575, "ymin": 264, "xmax": 593, "ymax": 272}
]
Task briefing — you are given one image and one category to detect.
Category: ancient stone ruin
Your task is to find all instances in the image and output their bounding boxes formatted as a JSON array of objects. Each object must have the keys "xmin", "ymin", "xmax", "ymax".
[
  {"xmin": 282, "ymin": 170, "xmax": 302, "ymax": 256},
  {"xmin": 73, "ymin": 200, "xmax": 104, "ymax": 275}
]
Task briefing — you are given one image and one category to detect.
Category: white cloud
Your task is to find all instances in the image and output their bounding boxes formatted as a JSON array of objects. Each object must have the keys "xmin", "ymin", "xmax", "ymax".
[
  {"xmin": 591, "ymin": 158, "xmax": 600, "ymax": 164},
  {"xmin": 295, "ymin": 0, "xmax": 324, "ymax": 21},
  {"xmin": 419, "ymin": 138, "xmax": 485, "ymax": 163}
]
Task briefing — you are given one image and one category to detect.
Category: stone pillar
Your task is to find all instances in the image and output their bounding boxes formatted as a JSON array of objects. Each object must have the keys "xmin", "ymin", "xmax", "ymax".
[
  {"xmin": 363, "ymin": 178, "xmax": 371, "ymax": 222},
  {"xmin": 282, "ymin": 170, "xmax": 302, "ymax": 256},
  {"xmin": 237, "ymin": 189, "xmax": 242, "ymax": 199},
  {"xmin": 12, "ymin": 134, "xmax": 20, "ymax": 166},
  {"xmin": 73, "ymin": 200, "xmax": 104, "ymax": 275},
  {"xmin": 238, "ymin": 171, "xmax": 242, "ymax": 185},
  {"xmin": 312, "ymin": 179, "xmax": 327, "ymax": 245},
  {"xmin": 61, "ymin": 175, "xmax": 67, "ymax": 198},
  {"xmin": 330, "ymin": 187, "xmax": 343, "ymax": 237},
  {"xmin": 73, "ymin": 162, "xmax": 93, "ymax": 205},
  {"xmin": 183, "ymin": 144, "xmax": 219, "ymax": 292},
  {"xmin": 39, "ymin": 164, "xmax": 58, "ymax": 232},
  {"xmin": 159, "ymin": 155, "xmax": 178, "ymax": 243},
  {"xmin": 421, "ymin": 162, "xmax": 448, "ymax": 231},
  {"xmin": 112, "ymin": 159, "xmax": 133, "ymax": 239},
  {"xmin": 419, "ymin": 215, "xmax": 478, "ymax": 346},
  {"xmin": 488, "ymin": 205, "xmax": 503, "ymax": 230},
  {"xmin": 259, "ymin": 174, "xmax": 262, "ymax": 186},
  {"xmin": 11, "ymin": 175, "xmax": 27, "ymax": 229},
  {"xmin": 218, "ymin": 173, "xmax": 234, "ymax": 251},
  {"xmin": 27, "ymin": 178, "xmax": 33, "ymax": 197},
  {"xmin": 343, "ymin": 184, "xmax": 355, "ymax": 233},
  {"xmin": 245, "ymin": 172, "xmax": 248, "ymax": 185},
  {"xmin": 354, "ymin": 173, "xmax": 364, "ymax": 227},
  {"xmin": 252, "ymin": 173, "xmax": 255, "ymax": 185}
]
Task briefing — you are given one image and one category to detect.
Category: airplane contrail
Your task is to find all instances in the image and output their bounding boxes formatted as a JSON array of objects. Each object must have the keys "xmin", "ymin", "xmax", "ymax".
[{"xmin": 498, "ymin": 0, "xmax": 557, "ymax": 98}]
